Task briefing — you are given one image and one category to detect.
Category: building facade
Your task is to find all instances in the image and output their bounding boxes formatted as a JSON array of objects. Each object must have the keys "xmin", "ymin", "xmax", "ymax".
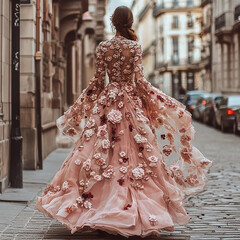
[
  {"xmin": 199, "ymin": 0, "xmax": 212, "ymax": 92},
  {"xmin": 212, "ymin": 0, "xmax": 240, "ymax": 94},
  {"xmin": 154, "ymin": 0, "xmax": 202, "ymax": 98},
  {"xmin": 131, "ymin": 0, "xmax": 157, "ymax": 85},
  {"xmin": 0, "ymin": 0, "xmax": 12, "ymax": 191},
  {"xmin": 0, "ymin": 0, "xmax": 106, "ymax": 193}
]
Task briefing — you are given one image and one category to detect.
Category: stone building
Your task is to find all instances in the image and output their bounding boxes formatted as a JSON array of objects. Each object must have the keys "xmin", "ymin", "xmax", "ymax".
[
  {"xmin": 131, "ymin": 0, "xmax": 157, "ymax": 85},
  {"xmin": 0, "ymin": 0, "xmax": 106, "ymax": 193},
  {"xmin": 153, "ymin": 0, "xmax": 202, "ymax": 98},
  {"xmin": 0, "ymin": 0, "xmax": 12, "ymax": 191},
  {"xmin": 212, "ymin": 0, "xmax": 240, "ymax": 94},
  {"xmin": 199, "ymin": 0, "xmax": 212, "ymax": 92}
]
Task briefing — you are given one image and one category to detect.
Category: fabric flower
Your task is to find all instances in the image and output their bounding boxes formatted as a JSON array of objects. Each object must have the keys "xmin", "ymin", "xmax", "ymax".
[
  {"xmin": 134, "ymin": 134, "xmax": 147, "ymax": 144},
  {"xmin": 125, "ymin": 85, "xmax": 133, "ymax": 92},
  {"xmin": 83, "ymin": 159, "xmax": 91, "ymax": 171},
  {"xmin": 118, "ymin": 101, "xmax": 124, "ymax": 108},
  {"xmin": 93, "ymin": 153, "xmax": 101, "ymax": 159},
  {"xmin": 84, "ymin": 129, "xmax": 95, "ymax": 140},
  {"xmin": 76, "ymin": 196, "xmax": 84, "ymax": 204},
  {"xmin": 119, "ymin": 166, "xmax": 128, "ymax": 174},
  {"xmin": 107, "ymin": 109, "xmax": 122, "ymax": 124},
  {"xmin": 119, "ymin": 151, "xmax": 126, "ymax": 158},
  {"xmin": 102, "ymin": 139, "xmax": 110, "ymax": 149},
  {"xmin": 102, "ymin": 165, "xmax": 115, "ymax": 178},
  {"xmin": 94, "ymin": 175, "xmax": 102, "ymax": 181},
  {"xmin": 83, "ymin": 200, "xmax": 92, "ymax": 209},
  {"xmin": 149, "ymin": 215, "xmax": 157, "ymax": 226},
  {"xmin": 62, "ymin": 181, "xmax": 69, "ymax": 191},
  {"xmin": 132, "ymin": 167, "xmax": 145, "ymax": 179},
  {"xmin": 98, "ymin": 95, "xmax": 107, "ymax": 105},
  {"xmin": 96, "ymin": 158, "xmax": 106, "ymax": 166},
  {"xmin": 86, "ymin": 117, "xmax": 95, "ymax": 128},
  {"xmin": 92, "ymin": 105, "xmax": 100, "ymax": 114},
  {"xmin": 148, "ymin": 155, "xmax": 159, "ymax": 163},
  {"xmin": 180, "ymin": 147, "xmax": 192, "ymax": 164},
  {"xmin": 97, "ymin": 124, "xmax": 108, "ymax": 137},
  {"xmin": 75, "ymin": 159, "xmax": 81, "ymax": 166},
  {"xmin": 163, "ymin": 145, "xmax": 172, "ymax": 156}
]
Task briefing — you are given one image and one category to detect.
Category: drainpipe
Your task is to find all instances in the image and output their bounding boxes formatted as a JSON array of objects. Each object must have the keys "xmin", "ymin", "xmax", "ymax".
[
  {"xmin": 35, "ymin": 0, "xmax": 43, "ymax": 169},
  {"xmin": 10, "ymin": 0, "xmax": 23, "ymax": 188}
]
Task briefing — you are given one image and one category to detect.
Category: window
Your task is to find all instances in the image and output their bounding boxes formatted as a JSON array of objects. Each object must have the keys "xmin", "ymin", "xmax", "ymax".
[
  {"xmin": 187, "ymin": 13, "xmax": 194, "ymax": 28},
  {"xmin": 187, "ymin": 0, "xmax": 193, "ymax": 8},
  {"xmin": 188, "ymin": 36, "xmax": 194, "ymax": 63},
  {"xmin": 172, "ymin": 16, "xmax": 179, "ymax": 29},
  {"xmin": 173, "ymin": 0, "xmax": 178, "ymax": 8},
  {"xmin": 172, "ymin": 37, "xmax": 179, "ymax": 65}
]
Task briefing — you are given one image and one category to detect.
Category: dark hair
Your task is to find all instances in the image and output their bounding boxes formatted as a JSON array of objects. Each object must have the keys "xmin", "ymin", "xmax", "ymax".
[{"xmin": 111, "ymin": 6, "xmax": 138, "ymax": 41}]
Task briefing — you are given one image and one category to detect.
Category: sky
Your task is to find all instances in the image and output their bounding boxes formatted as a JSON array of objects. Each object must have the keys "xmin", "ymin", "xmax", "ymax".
[{"xmin": 105, "ymin": 0, "xmax": 134, "ymax": 34}]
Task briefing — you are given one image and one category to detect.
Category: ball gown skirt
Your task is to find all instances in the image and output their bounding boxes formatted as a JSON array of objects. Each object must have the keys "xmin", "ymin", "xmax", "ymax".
[{"xmin": 35, "ymin": 36, "xmax": 213, "ymax": 237}]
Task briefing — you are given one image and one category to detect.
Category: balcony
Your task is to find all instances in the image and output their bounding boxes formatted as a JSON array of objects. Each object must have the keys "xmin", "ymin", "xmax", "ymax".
[
  {"xmin": 233, "ymin": 5, "xmax": 240, "ymax": 31},
  {"xmin": 215, "ymin": 12, "xmax": 233, "ymax": 41},
  {"xmin": 153, "ymin": 1, "xmax": 201, "ymax": 17},
  {"xmin": 200, "ymin": 0, "xmax": 212, "ymax": 8}
]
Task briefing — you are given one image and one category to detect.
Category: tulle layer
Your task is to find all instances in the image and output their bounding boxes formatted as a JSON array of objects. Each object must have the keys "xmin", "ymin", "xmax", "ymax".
[{"xmin": 36, "ymin": 81, "xmax": 212, "ymax": 237}]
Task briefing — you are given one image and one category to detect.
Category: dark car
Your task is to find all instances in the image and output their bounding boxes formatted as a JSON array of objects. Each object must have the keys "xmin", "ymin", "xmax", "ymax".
[
  {"xmin": 192, "ymin": 93, "xmax": 212, "ymax": 121},
  {"xmin": 233, "ymin": 108, "xmax": 240, "ymax": 135},
  {"xmin": 215, "ymin": 95, "xmax": 240, "ymax": 132},
  {"xmin": 203, "ymin": 94, "xmax": 224, "ymax": 125},
  {"xmin": 183, "ymin": 90, "xmax": 207, "ymax": 114}
]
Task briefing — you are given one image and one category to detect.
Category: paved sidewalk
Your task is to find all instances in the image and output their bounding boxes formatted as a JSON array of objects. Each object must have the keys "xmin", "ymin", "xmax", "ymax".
[
  {"xmin": 0, "ymin": 148, "xmax": 71, "ymax": 235},
  {"xmin": 0, "ymin": 122, "xmax": 240, "ymax": 240}
]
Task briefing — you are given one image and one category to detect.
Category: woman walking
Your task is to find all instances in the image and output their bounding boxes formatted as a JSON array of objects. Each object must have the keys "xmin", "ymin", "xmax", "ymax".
[{"xmin": 35, "ymin": 6, "xmax": 212, "ymax": 237}]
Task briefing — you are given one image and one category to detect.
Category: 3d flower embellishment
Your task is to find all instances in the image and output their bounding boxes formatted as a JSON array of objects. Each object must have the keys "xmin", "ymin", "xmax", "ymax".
[
  {"xmin": 148, "ymin": 155, "xmax": 159, "ymax": 163},
  {"xmin": 118, "ymin": 101, "xmax": 124, "ymax": 109},
  {"xmin": 101, "ymin": 139, "xmax": 111, "ymax": 149},
  {"xmin": 93, "ymin": 153, "xmax": 101, "ymax": 159},
  {"xmin": 75, "ymin": 159, "xmax": 81, "ymax": 166},
  {"xmin": 83, "ymin": 200, "xmax": 92, "ymax": 209},
  {"xmin": 125, "ymin": 85, "xmax": 133, "ymax": 93},
  {"xmin": 180, "ymin": 147, "xmax": 192, "ymax": 164},
  {"xmin": 83, "ymin": 159, "xmax": 91, "ymax": 171},
  {"xmin": 96, "ymin": 158, "xmax": 106, "ymax": 166},
  {"xmin": 98, "ymin": 95, "xmax": 107, "ymax": 105},
  {"xmin": 86, "ymin": 117, "xmax": 95, "ymax": 128},
  {"xmin": 149, "ymin": 215, "xmax": 158, "ymax": 226},
  {"xmin": 132, "ymin": 167, "xmax": 145, "ymax": 180},
  {"xmin": 107, "ymin": 109, "xmax": 122, "ymax": 124},
  {"xmin": 97, "ymin": 124, "xmax": 108, "ymax": 137},
  {"xmin": 67, "ymin": 128, "xmax": 76, "ymax": 136},
  {"xmin": 92, "ymin": 105, "xmax": 100, "ymax": 114},
  {"xmin": 76, "ymin": 196, "xmax": 84, "ymax": 204},
  {"xmin": 62, "ymin": 181, "xmax": 70, "ymax": 191},
  {"xmin": 84, "ymin": 104, "xmax": 91, "ymax": 111},
  {"xmin": 84, "ymin": 129, "xmax": 95, "ymax": 140},
  {"xmin": 119, "ymin": 166, "xmax": 128, "ymax": 174},
  {"xmin": 94, "ymin": 175, "xmax": 102, "ymax": 181},
  {"xmin": 163, "ymin": 145, "xmax": 172, "ymax": 156},
  {"xmin": 108, "ymin": 88, "xmax": 119, "ymax": 100},
  {"xmin": 186, "ymin": 174, "xmax": 199, "ymax": 186},
  {"xmin": 102, "ymin": 165, "xmax": 115, "ymax": 179},
  {"xmin": 134, "ymin": 134, "xmax": 147, "ymax": 144},
  {"xmin": 90, "ymin": 94, "xmax": 98, "ymax": 101},
  {"xmin": 119, "ymin": 151, "xmax": 126, "ymax": 158}
]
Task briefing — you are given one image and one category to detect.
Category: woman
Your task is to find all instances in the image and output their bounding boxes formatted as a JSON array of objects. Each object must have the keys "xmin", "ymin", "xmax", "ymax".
[{"xmin": 35, "ymin": 6, "xmax": 213, "ymax": 237}]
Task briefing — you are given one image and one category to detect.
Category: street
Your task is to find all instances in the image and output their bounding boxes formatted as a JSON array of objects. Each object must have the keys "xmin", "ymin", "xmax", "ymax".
[{"xmin": 0, "ymin": 121, "xmax": 240, "ymax": 240}]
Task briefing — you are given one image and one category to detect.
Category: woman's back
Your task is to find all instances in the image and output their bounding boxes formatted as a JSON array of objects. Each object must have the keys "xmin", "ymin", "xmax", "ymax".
[{"xmin": 98, "ymin": 35, "xmax": 141, "ymax": 83}]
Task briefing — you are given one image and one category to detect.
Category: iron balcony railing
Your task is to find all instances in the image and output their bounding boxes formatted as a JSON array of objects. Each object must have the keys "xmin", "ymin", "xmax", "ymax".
[
  {"xmin": 215, "ymin": 13, "xmax": 226, "ymax": 30},
  {"xmin": 153, "ymin": 1, "xmax": 200, "ymax": 16},
  {"xmin": 201, "ymin": 0, "xmax": 212, "ymax": 8},
  {"xmin": 234, "ymin": 5, "xmax": 240, "ymax": 22}
]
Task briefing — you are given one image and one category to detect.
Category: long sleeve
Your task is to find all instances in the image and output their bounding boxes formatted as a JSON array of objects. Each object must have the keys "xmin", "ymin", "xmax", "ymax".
[
  {"xmin": 56, "ymin": 42, "xmax": 106, "ymax": 142},
  {"xmin": 134, "ymin": 43, "xmax": 212, "ymax": 196}
]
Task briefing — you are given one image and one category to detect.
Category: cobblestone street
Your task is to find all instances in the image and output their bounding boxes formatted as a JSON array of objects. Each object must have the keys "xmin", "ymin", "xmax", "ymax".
[{"xmin": 0, "ymin": 122, "xmax": 240, "ymax": 240}]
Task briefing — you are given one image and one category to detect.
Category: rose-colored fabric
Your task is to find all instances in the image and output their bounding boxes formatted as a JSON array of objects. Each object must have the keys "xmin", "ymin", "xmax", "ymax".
[{"xmin": 35, "ymin": 35, "xmax": 213, "ymax": 237}]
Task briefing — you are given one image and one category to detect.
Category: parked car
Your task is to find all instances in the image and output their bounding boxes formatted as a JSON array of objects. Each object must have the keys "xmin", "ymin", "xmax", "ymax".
[
  {"xmin": 183, "ymin": 90, "xmax": 207, "ymax": 115},
  {"xmin": 215, "ymin": 95, "xmax": 240, "ymax": 132},
  {"xmin": 233, "ymin": 108, "xmax": 240, "ymax": 135},
  {"xmin": 192, "ymin": 93, "xmax": 212, "ymax": 121},
  {"xmin": 203, "ymin": 94, "xmax": 224, "ymax": 125}
]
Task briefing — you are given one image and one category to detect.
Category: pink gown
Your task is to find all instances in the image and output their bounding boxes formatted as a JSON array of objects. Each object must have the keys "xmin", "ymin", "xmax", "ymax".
[{"xmin": 35, "ymin": 35, "xmax": 213, "ymax": 237}]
